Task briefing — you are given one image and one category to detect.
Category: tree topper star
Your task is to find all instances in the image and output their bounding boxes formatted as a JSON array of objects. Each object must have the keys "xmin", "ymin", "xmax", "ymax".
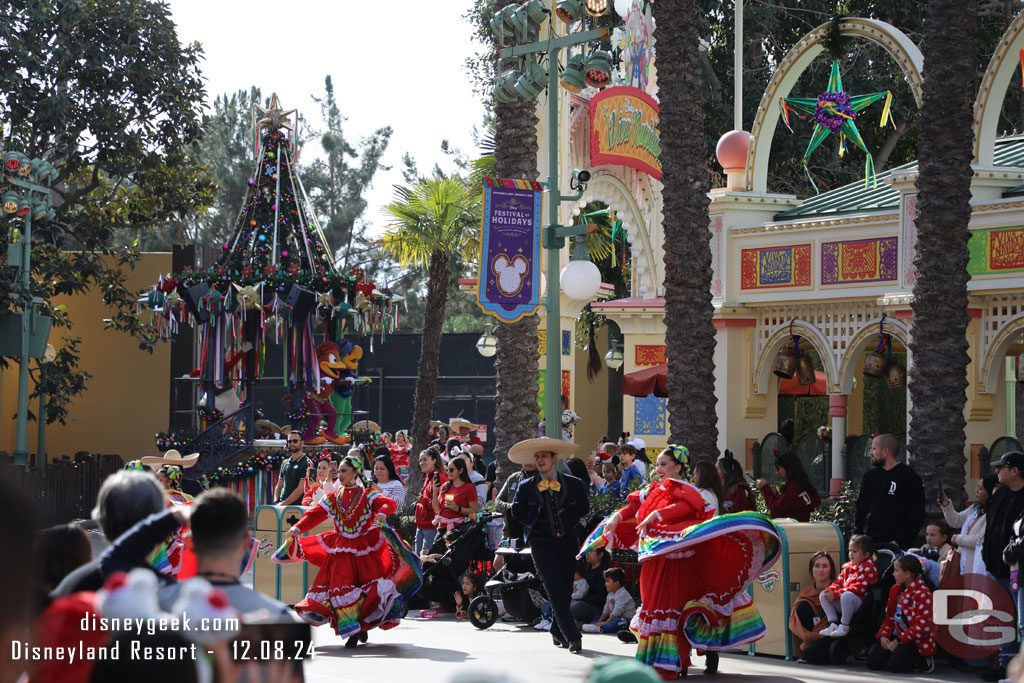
[{"xmin": 256, "ymin": 93, "xmax": 296, "ymax": 132}]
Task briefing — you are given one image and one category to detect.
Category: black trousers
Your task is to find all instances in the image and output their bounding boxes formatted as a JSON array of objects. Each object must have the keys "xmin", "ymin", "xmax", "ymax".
[
  {"xmin": 866, "ymin": 642, "xmax": 920, "ymax": 673},
  {"xmin": 530, "ymin": 534, "xmax": 581, "ymax": 643}
]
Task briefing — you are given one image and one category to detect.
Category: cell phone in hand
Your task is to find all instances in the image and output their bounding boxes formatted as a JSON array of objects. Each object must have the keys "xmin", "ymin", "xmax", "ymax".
[{"xmin": 433, "ymin": 471, "xmax": 441, "ymax": 484}]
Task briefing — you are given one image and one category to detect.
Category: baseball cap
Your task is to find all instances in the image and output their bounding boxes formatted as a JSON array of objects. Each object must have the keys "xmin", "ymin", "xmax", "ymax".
[
  {"xmin": 629, "ymin": 438, "xmax": 646, "ymax": 450},
  {"xmin": 995, "ymin": 451, "xmax": 1024, "ymax": 471}
]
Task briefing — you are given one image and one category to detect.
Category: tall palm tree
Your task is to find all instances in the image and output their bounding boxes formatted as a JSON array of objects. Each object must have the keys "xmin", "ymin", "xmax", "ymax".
[
  {"xmin": 908, "ymin": 0, "xmax": 977, "ymax": 505},
  {"xmin": 653, "ymin": 0, "xmax": 719, "ymax": 460},
  {"xmin": 491, "ymin": 0, "xmax": 541, "ymax": 486},
  {"xmin": 380, "ymin": 177, "xmax": 480, "ymax": 503}
]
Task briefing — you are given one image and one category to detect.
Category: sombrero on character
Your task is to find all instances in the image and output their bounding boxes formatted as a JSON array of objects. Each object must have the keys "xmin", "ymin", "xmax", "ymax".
[
  {"xmin": 351, "ymin": 420, "xmax": 381, "ymax": 433},
  {"xmin": 140, "ymin": 449, "xmax": 200, "ymax": 468},
  {"xmin": 449, "ymin": 417, "xmax": 478, "ymax": 432},
  {"xmin": 255, "ymin": 419, "xmax": 283, "ymax": 435},
  {"xmin": 429, "ymin": 420, "xmax": 446, "ymax": 429},
  {"xmin": 508, "ymin": 437, "xmax": 576, "ymax": 465}
]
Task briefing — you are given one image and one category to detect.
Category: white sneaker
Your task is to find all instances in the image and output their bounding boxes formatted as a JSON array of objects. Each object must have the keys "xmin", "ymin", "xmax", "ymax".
[
  {"xmin": 818, "ymin": 623, "xmax": 839, "ymax": 637},
  {"xmin": 581, "ymin": 623, "xmax": 600, "ymax": 633},
  {"xmin": 830, "ymin": 624, "xmax": 850, "ymax": 638},
  {"xmin": 534, "ymin": 619, "xmax": 551, "ymax": 631}
]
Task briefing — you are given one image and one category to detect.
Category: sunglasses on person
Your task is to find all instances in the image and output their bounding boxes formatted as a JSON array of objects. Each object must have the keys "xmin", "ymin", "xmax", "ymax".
[{"xmin": 287, "ymin": 438, "xmax": 302, "ymax": 443}]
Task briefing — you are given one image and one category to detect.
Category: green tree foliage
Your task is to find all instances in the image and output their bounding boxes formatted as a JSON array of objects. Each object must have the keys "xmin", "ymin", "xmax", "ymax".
[
  {"xmin": 134, "ymin": 87, "xmax": 264, "ymax": 250},
  {"xmin": 0, "ymin": 0, "xmax": 216, "ymax": 424},
  {"xmin": 302, "ymin": 76, "xmax": 392, "ymax": 266}
]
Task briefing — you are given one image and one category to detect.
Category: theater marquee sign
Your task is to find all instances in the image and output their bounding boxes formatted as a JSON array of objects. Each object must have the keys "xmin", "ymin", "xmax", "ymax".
[{"xmin": 590, "ymin": 86, "xmax": 662, "ymax": 180}]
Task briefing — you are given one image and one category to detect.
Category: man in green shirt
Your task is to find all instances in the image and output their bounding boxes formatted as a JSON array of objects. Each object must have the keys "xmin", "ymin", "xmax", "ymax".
[{"xmin": 274, "ymin": 432, "xmax": 309, "ymax": 505}]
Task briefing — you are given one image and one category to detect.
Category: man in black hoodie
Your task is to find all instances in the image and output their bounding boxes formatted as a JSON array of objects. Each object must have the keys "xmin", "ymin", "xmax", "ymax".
[
  {"xmin": 853, "ymin": 433, "xmax": 925, "ymax": 549},
  {"xmin": 981, "ymin": 450, "xmax": 1024, "ymax": 679}
]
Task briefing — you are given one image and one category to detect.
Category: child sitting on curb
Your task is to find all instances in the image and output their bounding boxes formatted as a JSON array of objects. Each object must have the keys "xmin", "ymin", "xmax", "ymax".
[
  {"xmin": 869, "ymin": 555, "xmax": 936, "ymax": 673},
  {"xmin": 581, "ymin": 568, "xmax": 636, "ymax": 634}
]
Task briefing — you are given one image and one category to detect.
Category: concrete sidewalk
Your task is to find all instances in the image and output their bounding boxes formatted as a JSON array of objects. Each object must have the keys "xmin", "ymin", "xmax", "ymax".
[{"xmin": 302, "ymin": 613, "xmax": 980, "ymax": 683}]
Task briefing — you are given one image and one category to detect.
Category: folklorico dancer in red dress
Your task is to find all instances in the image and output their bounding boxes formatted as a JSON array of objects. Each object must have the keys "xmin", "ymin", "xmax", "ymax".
[
  {"xmin": 273, "ymin": 454, "xmax": 423, "ymax": 648},
  {"xmin": 581, "ymin": 445, "xmax": 781, "ymax": 679}
]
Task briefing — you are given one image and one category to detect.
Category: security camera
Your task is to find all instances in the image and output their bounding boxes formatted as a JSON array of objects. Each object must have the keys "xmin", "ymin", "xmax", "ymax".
[{"xmin": 570, "ymin": 168, "xmax": 591, "ymax": 191}]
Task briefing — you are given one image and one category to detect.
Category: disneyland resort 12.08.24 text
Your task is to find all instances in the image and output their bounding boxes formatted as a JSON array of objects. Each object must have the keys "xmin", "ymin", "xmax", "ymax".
[{"xmin": 10, "ymin": 614, "xmax": 242, "ymax": 664}]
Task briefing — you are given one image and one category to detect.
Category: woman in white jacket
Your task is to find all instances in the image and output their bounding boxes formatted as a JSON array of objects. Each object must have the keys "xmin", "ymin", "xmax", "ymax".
[{"xmin": 939, "ymin": 473, "xmax": 997, "ymax": 574}]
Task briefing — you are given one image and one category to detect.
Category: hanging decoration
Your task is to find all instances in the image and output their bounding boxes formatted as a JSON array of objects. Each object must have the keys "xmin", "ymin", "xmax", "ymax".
[{"xmin": 779, "ymin": 61, "xmax": 895, "ymax": 194}]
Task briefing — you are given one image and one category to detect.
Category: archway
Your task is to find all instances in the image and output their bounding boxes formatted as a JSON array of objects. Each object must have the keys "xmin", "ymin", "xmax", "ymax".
[
  {"xmin": 583, "ymin": 170, "xmax": 662, "ymax": 297},
  {"xmin": 745, "ymin": 18, "xmax": 924, "ymax": 193},
  {"xmin": 980, "ymin": 312, "xmax": 1024, "ymax": 394},
  {"xmin": 974, "ymin": 12, "xmax": 1024, "ymax": 165},
  {"xmin": 753, "ymin": 320, "xmax": 838, "ymax": 395},
  {"xmin": 838, "ymin": 317, "xmax": 912, "ymax": 395}
]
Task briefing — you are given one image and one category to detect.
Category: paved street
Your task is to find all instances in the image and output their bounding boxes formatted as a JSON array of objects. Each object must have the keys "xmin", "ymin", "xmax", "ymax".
[{"xmin": 301, "ymin": 613, "xmax": 981, "ymax": 683}]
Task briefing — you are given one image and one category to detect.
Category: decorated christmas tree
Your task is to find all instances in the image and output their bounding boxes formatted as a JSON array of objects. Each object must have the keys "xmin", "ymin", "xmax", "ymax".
[{"xmin": 140, "ymin": 95, "xmax": 402, "ymax": 432}]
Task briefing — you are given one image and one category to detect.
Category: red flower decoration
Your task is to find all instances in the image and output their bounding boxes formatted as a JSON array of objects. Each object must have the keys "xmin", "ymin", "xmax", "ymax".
[
  {"xmin": 355, "ymin": 282, "xmax": 375, "ymax": 296},
  {"xmin": 265, "ymin": 264, "xmax": 278, "ymax": 275},
  {"xmin": 241, "ymin": 266, "xmax": 254, "ymax": 280},
  {"xmin": 215, "ymin": 265, "xmax": 227, "ymax": 276},
  {"xmin": 288, "ymin": 263, "xmax": 301, "ymax": 276}
]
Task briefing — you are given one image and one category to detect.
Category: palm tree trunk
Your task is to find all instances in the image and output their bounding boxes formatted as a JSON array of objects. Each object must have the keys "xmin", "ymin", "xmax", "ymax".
[
  {"xmin": 908, "ymin": 0, "xmax": 977, "ymax": 508},
  {"xmin": 654, "ymin": 0, "xmax": 719, "ymax": 460},
  {"xmin": 492, "ymin": 6, "xmax": 540, "ymax": 485},
  {"xmin": 406, "ymin": 250, "xmax": 451, "ymax": 509}
]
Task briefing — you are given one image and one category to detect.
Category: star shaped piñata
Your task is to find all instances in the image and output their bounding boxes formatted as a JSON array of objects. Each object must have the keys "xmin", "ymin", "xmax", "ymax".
[{"xmin": 780, "ymin": 60, "xmax": 895, "ymax": 193}]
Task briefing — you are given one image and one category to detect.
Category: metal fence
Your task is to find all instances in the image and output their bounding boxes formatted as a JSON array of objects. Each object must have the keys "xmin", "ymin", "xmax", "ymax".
[{"xmin": 1, "ymin": 453, "xmax": 124, "ymax": 527}]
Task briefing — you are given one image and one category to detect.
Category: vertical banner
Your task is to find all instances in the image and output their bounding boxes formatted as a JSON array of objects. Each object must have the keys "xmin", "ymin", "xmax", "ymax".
[{"xmin": 477, "ymin": 177, "xmax": 545, "ymax": 322}]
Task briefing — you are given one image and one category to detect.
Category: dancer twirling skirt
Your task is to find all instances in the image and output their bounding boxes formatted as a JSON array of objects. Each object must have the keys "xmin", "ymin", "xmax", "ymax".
[
  {"xmin": 274, "ymin": 454, "xmax": 422, "ymax": 646},
  {"xmin": 581, "ymin": 445, "xmax": 780, "ymax": 678}
]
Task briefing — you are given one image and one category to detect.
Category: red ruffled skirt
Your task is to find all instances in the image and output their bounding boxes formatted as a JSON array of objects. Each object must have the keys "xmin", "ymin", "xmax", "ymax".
[{"xmin": 278, "ymin": 528, "xmax": 403, "ymax": 638}]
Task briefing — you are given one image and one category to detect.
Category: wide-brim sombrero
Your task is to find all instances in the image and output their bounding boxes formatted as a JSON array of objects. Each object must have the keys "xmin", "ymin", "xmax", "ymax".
[
  {"xmin": 429, "ymin": 420, "xmax": 446, "ymax": 429},
  {"xmin": 140, "ymin": 449, "xmax": 200, "ymax": 468},
  {"xmin": 508, "ymin": 437, "xmax": 576, "ymax": 465},
  {"xmin": 449, "ymin": 417, "xmax": 478, "ymax": 431},
  {"xmin": 255, "ymin": 419, "xmax": 283, "ymax": 434},
  {"xmin": 351, "ymin": 420, "xmax": 381, "ymax": 433}
]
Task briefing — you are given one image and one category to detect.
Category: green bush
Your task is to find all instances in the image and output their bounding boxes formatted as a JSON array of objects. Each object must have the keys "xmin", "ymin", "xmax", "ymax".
[{"xmin": 810, "ymin": 480, "xmax": 856, "ymax": 542}]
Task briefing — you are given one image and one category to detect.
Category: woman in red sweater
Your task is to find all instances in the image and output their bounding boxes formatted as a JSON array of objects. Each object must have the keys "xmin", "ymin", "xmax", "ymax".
[
  {"xmin": 755, "ymin": 450, "xmax": 821, "ymax": 522},
  {"xmin": 414, "ymin": 447, "xmax": 447, "ymax": 555},
  {"xmin": 869, "ymin": 555, "xmax": 936, "ymax": 673}
]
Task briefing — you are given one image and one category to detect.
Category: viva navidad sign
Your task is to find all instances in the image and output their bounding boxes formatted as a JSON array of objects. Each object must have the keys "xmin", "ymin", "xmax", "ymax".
[{"xmin": 590, "ymin": 86, "xmax": 662, "ymax": 180}]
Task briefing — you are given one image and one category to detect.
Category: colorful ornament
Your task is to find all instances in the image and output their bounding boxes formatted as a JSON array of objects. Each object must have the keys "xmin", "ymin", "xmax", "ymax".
[{"xmin": 779, "ymin": 60, "xmax": 894, "ymax": 193}]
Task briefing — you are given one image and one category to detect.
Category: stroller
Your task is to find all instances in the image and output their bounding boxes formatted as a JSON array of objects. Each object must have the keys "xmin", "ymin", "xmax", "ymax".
[
  {"xmin": 467, "ymin": 527, "xmax": 547, "ymax": 630},
  {"xmin": 411, "ymin": 516, "xmax": 496, "ymax": 613}
]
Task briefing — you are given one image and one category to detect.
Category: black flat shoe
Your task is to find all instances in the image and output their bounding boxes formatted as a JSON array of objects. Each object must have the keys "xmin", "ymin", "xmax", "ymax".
[
  {"xmin": 703, "ymin": 652, "xmax": 719, "ymax": 675},
  {"xmin": 617, "ymin": 629, "xmax": 638, "ymax": 644},
  {"xmin": 552, "ymin": 634, "xmax": 568, "ymax": 648},
  {"xmin": 358, "ymin": 632, "xmax": 368, "ymax": 644},
  {"xmin": 344, "ymin": 635, "xmax": 360, "ymax": 648},
  {"xmin": 569, "ymin": 640, "xmax": 582, "ymax": 653}
]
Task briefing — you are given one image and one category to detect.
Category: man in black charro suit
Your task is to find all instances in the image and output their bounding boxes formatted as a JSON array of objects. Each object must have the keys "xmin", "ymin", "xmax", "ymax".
[{"xmin": 510, "ymin": 437, "xmax": 590, "ymax": 653}]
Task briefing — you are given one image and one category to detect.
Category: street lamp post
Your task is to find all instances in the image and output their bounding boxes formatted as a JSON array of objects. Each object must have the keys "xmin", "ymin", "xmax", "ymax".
[
  {"xmin": 497, "ymin": 8, "xmax": 607, "ymax": 439},
  {"xmin": 2, "ymin": 152, "xmax": 56, "ymax": 466}
]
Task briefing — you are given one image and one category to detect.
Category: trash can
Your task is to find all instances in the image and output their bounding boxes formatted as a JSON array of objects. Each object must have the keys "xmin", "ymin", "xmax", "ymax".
[
  {"xmin": 747, "ymin": 519, "xmax": 845, "ymax": 660},
  {"xmin": 252, "ymin": 504, "xmax": 333, "ymax": 605}
]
